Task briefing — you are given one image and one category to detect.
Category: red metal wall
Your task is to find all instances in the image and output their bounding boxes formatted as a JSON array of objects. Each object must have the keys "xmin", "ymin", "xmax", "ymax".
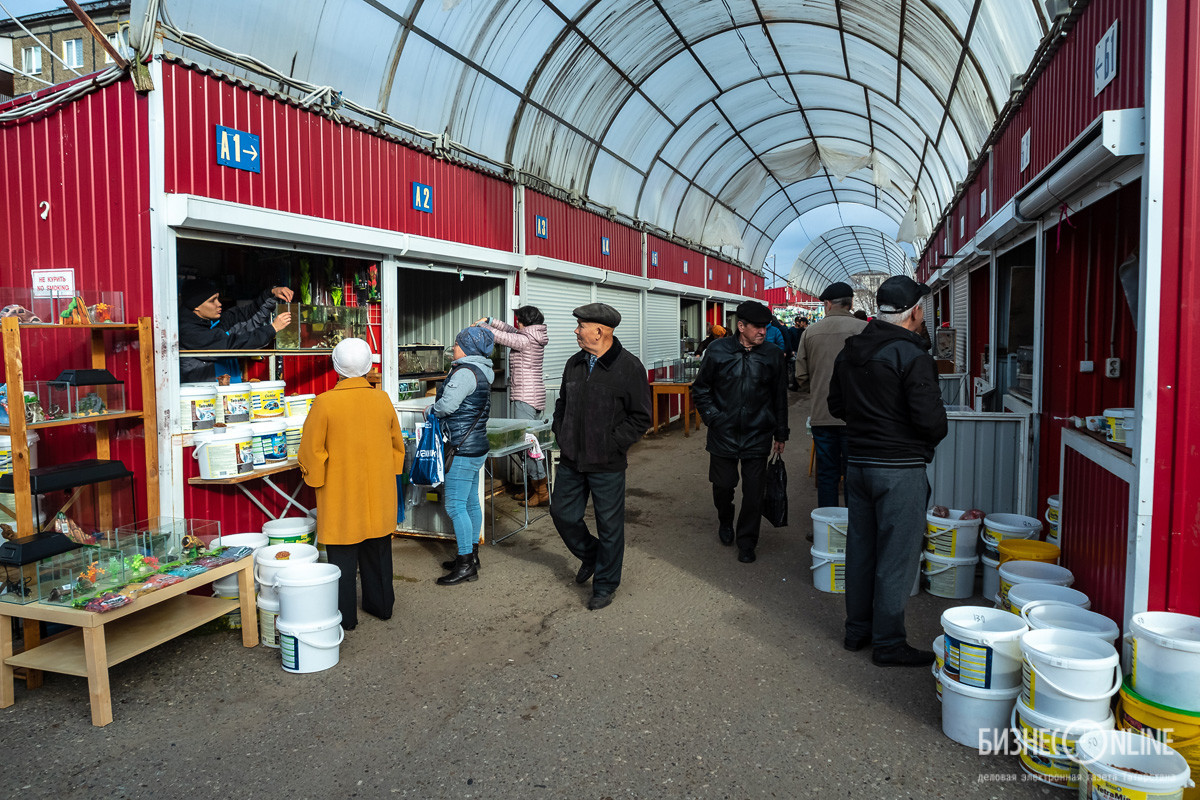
[
  {"xmin": 0, "ymin": 77, "xmax": 154, "ymax": 519},
  {"xmin": 162, "ymin": 62, "xmax": 513, "ymax": 254},
  {"xmin": 1152, "ymin": 0, "xmax": 1200, "ymax": 614},
  {"xmin": 647, "ymin": 234, "xmax": 704, "ymax": 288},
  {"xmin": 1061, "ymin": 446, "xmax": 1129, "ymax": 627},
  {"xmin": 524, "ymin": 191, "xmax": 642, "ymax": 275}
]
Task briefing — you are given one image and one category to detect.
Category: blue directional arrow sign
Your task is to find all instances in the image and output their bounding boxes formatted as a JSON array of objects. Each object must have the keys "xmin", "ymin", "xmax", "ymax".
[{"xmin": 215, "ymin": 125, "xmax": 262, "ymax": 174}]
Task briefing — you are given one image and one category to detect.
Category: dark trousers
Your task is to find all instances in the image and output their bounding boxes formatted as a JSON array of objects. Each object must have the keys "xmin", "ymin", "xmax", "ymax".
[
  {"xmin": 709, "ymin": 454, "xmax": 768, "ymax": 553},
  {"xmin": 844, "ymin": 465, "xmax": 929, "ymax": 650},
  {"xmin": 811, "ymin": 426, "xmax": 849, "ymax": 508},
  {"xmin": 550, "ymin": 462, "xmax": 627, "ymax": 594},
  {"xmin": 324, "ymin": 534, "xmax": 395, "ymax": 629}
]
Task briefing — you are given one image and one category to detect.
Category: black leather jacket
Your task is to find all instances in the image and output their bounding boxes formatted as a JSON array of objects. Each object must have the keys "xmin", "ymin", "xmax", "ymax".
[{"xmin": 691, "ymin": 336, "xmax": 789, "ymax": 458}]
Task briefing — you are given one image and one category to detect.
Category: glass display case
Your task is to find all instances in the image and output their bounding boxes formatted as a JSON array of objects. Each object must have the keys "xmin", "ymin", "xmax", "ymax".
[
  {"xmin": 37, "ymin": 545, "xmax": 128, "ymax": 606},
  {"xmin": 486, "ymin": 419, "xmax": 527, "ymax": 452},
  {"xmin": 44, "ymin": 369, "xmax": 126, "ymax": 420},
  {"xmin": 0, "ymin": 288, "xmax": 125, "ymax": 325},
  {"xmin": 398, "ymin": 345, "xmax": 444, "ymax": 377},
  {"xmin": 0, "ymin": 459, "xmax": 137, "ymax": 542},
  {"xmin": 274, "ymin": 303, "xmax": 369, "ymax": 350},
  {"xmin": 111, "ymin": 517, "xmax": 221, "ymax": 569},
  {"xmin": 651, "ymin": 359, "xmax": 699, "ymax": 383}
]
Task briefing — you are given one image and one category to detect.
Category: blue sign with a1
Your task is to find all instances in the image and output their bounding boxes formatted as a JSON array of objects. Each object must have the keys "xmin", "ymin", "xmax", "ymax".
[{"xmin": 215, "ymin": 125, "xmax": 261, "ymax": 173}]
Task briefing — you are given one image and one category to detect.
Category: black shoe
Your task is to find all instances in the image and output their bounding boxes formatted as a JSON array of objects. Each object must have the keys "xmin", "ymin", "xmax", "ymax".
[
  {"xmin": 436, "ymin": 554, "xmax": 479, "ymax": 586},
  {"xmin": 718, "ymin": 523, "xmax": 734, "ymax": 546},
  {"xmin": 737, "ymin": 550, "xmax": 756, "ymax": 563},
  {"xmin": 872, "ymin": 644, "xmax": 935, "ymax": 668},
  {"xmin": 575, "ymin": 561, "xmax": 595, "ymax": 584},
  {"xmin": 587, "ymin": 592, "xmax": 614, "ymax": 610},
  {"xmin": 843, "ymin": 635, "xmax": 870, "ymax": 652},
  {"xmin": 442, "ymin": 544, "xmax": 479, "ymax": 572}
]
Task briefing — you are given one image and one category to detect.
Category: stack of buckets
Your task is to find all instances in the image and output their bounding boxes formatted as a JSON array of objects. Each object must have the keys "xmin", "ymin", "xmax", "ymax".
[
  {"xmin": 283, "ymin": 394, "xmax": 314, "ymax": 461},
  {"xmin": 264, "ymin": 515, "xmax": 320, "ymax": 560},
  {"xmin": 923, "ymin": 508, "xmax": 981, "ymax": 599},
  {"xmin": 254, "ymin": 543, "xmax": 318, "ymax": 648},
  {"xmin": 274, "ymin": 562, "xmax": 344, "ymax": 674},
  {"xmin": 980, "ymin": 512, "xmax": 1043, "ymax": 603},
  {"xmin": 1045, "ymin": 494, "xmax": 1061, "ymax": 547},
  {"xmin": 809, "ymin": 508, "xmax": 847, "ymax": 594},
  {"xmin": 938, "ymin": 605, "xmax": 1027, "ymax": 748},
  {"xmin": 210, "ymin": 532, "xmax": 270, "ymax": 628}
]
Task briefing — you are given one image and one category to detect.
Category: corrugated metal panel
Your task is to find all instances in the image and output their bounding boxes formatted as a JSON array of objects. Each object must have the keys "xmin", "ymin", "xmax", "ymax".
[
  {"xmin": 968, "ymin": 263, "xmax": 990, "ymax": 404},
  {"xmin": 524, "ymin": 191, "xmax": 642, "ymax": 275},
  {"xmin": 523, "ymin": 274, "xmax": 592, "ymax": 388},
  {"xmin": 594, "ymin": 285, "xmax": 643, "ymax": 363},
  {"xmin": 162, "ymin": 63, "xmax": 513, "ymax": 252},
  {"xmin": 643, "ymin": 292, "xmax": 679, "ymax": 367},
  {"xmin": 1061, "ymin": 445, "xmax": 1129, "ymax": 626},
  {"xmin": 951, "ymin": 272, "xmax": 969, "ymax": 371},
  {"xmin": 395, "ymin": 266, "xmax": 507, "ymax": 352},
  {"xmin": 647, "ymin": 234, "xmax": 704, "ymax": 288},
  {"xmin": 927, "ymin": 412, "xmax": 1030, "ymax": 515}
]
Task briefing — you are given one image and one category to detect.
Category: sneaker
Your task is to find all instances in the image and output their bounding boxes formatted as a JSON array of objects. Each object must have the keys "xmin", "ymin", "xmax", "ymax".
[{"xmin": 871, "ymin": 644, "xmax": 935, "ymax": 668}]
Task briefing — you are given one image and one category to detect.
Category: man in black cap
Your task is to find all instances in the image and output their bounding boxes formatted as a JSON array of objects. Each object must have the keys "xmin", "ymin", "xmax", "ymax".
[
  {"xmin": 551, "ymin": 302, "xmax": 652, "ymax": 611},
  {"xmin": 795, "ymin": 281, "xmax": 867, "ymax": 508},
  {"xmin": 178, "ymin": 279, "xmax": 294, "ymax": 383},
  {"xmin": 691, "ymin": 299, "xmax": 789, "ymax": 563},
  {"xmin": 829, "ymin": 275, "xmax": 948, "ymax": 667}
]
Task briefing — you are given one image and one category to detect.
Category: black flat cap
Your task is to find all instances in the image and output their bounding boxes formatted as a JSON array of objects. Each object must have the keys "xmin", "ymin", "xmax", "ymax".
[
  {"xmin": 876, "ymin": 275, "xmax": 932, "ymax": 313},
  {"xmin": 573, "ymin": 302, "xmax": 621, "ymax": 328},
  {"xmin": 735, "ymin": 300, "xmax": 772, "ymax": 325},
  {"xmin": 819, "ymin": 281, "xmax": 854, "ymax": 301}
]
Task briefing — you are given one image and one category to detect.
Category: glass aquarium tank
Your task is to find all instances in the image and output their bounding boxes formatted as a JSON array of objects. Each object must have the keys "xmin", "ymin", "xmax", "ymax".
[
  {"xmin": 398, "ymin": 346, "xmax": 444, "ymax": 377},
  {"xmin": 44, "ymin": 369, "xmax": 126, "ymax": 420},
  {"xmin": 274, "ymin": 304, "xmax": 369, "ymax": 350},
  {"xmin": 0, "ymin": 288, "xmax": 126, "ymax": 326},
  {"xmin": 111, "ymin": 517, "xmax": 221, "ymax": 569},
  {"xmin": 37, "ymin": 545, "xmax": 128, "ymax": 606}
]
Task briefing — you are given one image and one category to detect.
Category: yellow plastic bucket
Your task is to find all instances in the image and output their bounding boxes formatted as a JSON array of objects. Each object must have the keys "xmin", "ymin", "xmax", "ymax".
[
  {"xmin": 1118, "ymin": 679, "xmax": 1200, "ymax": 800},
  {"xmin": 998, "ymin": 540, "xmax": 1060, "ymax": 565}
]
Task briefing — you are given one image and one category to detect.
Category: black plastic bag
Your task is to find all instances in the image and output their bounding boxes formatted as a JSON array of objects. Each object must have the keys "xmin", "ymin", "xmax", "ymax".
[{"xmin": 761, "ymin": 454, "xmax": 788, "ymax": 528}]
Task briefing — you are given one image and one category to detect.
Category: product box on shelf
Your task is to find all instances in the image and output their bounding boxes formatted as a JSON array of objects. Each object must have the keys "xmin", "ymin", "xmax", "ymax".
[
  {"xmin": 274, "ymin": 303, "xmax": 368, "ymax": 350},
  {"xmin": 0, "ymin": 288, "xmax": 125, "ymax": 325},
  {"xmin": 398, "ymin": 346, "xmax": 444, "ymax": 377},
  {"xmin": 37, "ymin": 545, "xmax": 128, "ymax": 606},
  {"xmin": 43, "ymin": 369, "xmax": 126, "ymax": 420},
  {"xmin": 111, "ymin": 517, "xmax": 221, "ymax": 569}
]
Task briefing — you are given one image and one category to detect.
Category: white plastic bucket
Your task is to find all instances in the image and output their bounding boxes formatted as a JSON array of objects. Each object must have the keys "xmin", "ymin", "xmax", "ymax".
[
  {"xmin": 180, "ymin": 384, "xmax": 217, "ymax": 431},
  {"xmin": 216, "ymin": 383, "xmax": 251, "ymax": 425},
  {"xmin": 257, "ymin": 593, "xmax": 281, "ymax": 649},
  {"xmin": 0, "ymin": 430, "xmax": 39, "ymax": 478},
  {"xmin": 923, "ymin": 553, "xmax": 978, "ymax": 599},
  {"xmin": 1020, "ymin": 628, "xmax": 1121, "ymax": 722},
  {"xmin": 210, "ymin": 533, "xmax": 270, "ymax": 596},
  {"xmin": 250, "ymin": 380, "xmax": 287, "ymax": 420},
  {"xmin": 193, "ymin": 427, "xmax": 255, "ymax": 479},
  {"xmin": 810, "ymin": 507, "xmax": 847, "ymax": 555},
  {"xmin": 1013, "ymin": 698, "xmax": 1115, "ymax": 789},
  {"xmin": 284, "ymin": 414, "xmax": 306, "ymax": 460},
  {"xmin": 250, "ymin": 419, "xmax": 288, "ymax": 468},
  {"xmin": 933, "ymin": 635, "xmax": 945, "ymax": 702},
  {"xmin": 276, "ymin": 562, "xmax": 341, "ymax": 629},
  {"xmin": 1006, "ymin": 582, "xmax": 1090, "ymax": 616},
  {"xmin": 982, "ymin": 513, "xmax": 1043, "ymax": 554},
  {"xmin": 981, "ymin": 554, "xmax": 1000, "ymax": 602},
  {"xmin": 1045, "ymin": 495, "xmax": 1061, "ymax": 547},
  {"xmin": 1102, "ymin": 408, "xmax": 1136, "ymax": 445},
  {"xmin": 263, "ymin": 517, "xmax": 316, "ymax": 547},
  {"xmin": 212, "ymin": 590, "xmax": 244, "ymax": 631},
  {"xmin": 997, "ymin": 560, "xmax": 1073, "ymax": 612},
  {"xmin": 939, "ymin": 666, "xmax": 1021, "ymax": 749},
  {"xmin": 1129, "ymin": 611, "xmax": 1200, "ymax": 712},
  {"xmin": 809, "ymin": 547, "xmax": 845, "ymax": 593},
  {"xmin": 1075, "ymin": 729, "xmax": 1195, "ymax": 799},
  {"xmin": 940, "ymin": 606, "xmax": 1028, "ymax": 690},
  {"xmin": 1022, "ymin": 600, "xmax": 1119, "ymax": 646},
  {"xmin": 284, "ymin": 394, "xmax": 316, "ymax": 417},
  {"xmin": 278, "ymin": 614, "xmax": 344, "ymax": 674},
  {"xmin": 255, "ymin": 543, "xmax": 319, "ymax": 603},
  {"xmin": 925, "ymin": 509, "xmax": 982, "ymax": 558}
]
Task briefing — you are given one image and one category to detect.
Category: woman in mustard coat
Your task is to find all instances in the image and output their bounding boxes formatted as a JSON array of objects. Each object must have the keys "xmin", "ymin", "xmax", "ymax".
[{"xmin": 299, "ymin": 338, "xmax": 405, "ymax": 630}]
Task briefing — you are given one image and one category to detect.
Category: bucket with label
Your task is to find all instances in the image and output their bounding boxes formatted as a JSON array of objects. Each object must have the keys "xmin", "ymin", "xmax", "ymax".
[
  {"xmin": 1020, "ymin": 628, "xmax": 1121, "ymax": 722},
  {"xmin": 923, "ymin": 553, "xmax": 978, "ymax": 599},
  {"xmin": 1022, "ymin": 600, "xmax": 1119, "ymax": 646},
  {"xmin": 1075, "ymin": 729, "xmax": 1194, "ymax": 800},
  {"xmin": 1129, "ymin": 611, "xmax": 1200, "ymax": 712},
  {"xmin": 940, "ymin": 606, "xmax": 1028, "ymax": 689},
  {"xmin": 810, "ymin": 507, "xmax": 848, "ymax": 554},
  {"xmin": 263, "ymin": 517, "xmax": 316, "ymax": 547},
  {"xmin": 216, "ymin": 383, "xmax": 251, "ymax": 425},
  {"xmin": 998, "ymin": 539, "xmax": 1059, "ymax": 565},
  {"xmin": 933, "ymin": 635, "xmax": 945, "ymax": 702},
  {"xmin": 249, "ymin": 419, "xmax": 288, "ymax": 468},
  {"xmin": 982, "ymin": 513, "xmax": 1042, "ymax": 557},
  {"xmin": 1012, "ymin": 697, "xmax": 1114, "ymax": 788},
  {"xmin": 1117, "ymin": 678, "xmax": 1200, "ymax": 800},
  {"xmin": 997, "ymin": 560, "xmax": 1073, "ymax": 612},
  {"xmin": 193, "ymin": 428, "xmax": 255, "ymax": 479},
  {"xmin": 939, "ymin": 666, "xmax": 1021, "ymax": 749},
  {"xmin": 981, "ymin": 553, "xmax": 1000, "ymax": 601},
  {"xmin": 809, "ymin": 547, "xmax": 845, "ymax": 593},
  {"xmin": 278, "ymin": 614, "xmax": 344, "ymax": 674},
  {"xmin": 210, "ymin": 533, "xmax": 269, "ymax": 596},
  {"xmin": 1045, "ymin": 495, "xmax": 1061, "ymax": 547},
  {"xmin": 250, "ymin": 380, "xmax": 287, "ymax": 420},
  {"xmin": 284, "ymin": 414, "xmax": 307, "ymax": 460},
  {"xmin": 925, "ymin": 509, "xmax": 983, "ymax": 558},
  {"xmin": 284, "ymin": 394, "xmax": 316, "ymax": 417},
  {"xmin": 212, "ymin": 588, "xmax": 243, "ymax": 631},
  {"xmin": 276, "ymin": 562, "xmax": 341, "ymax": 629},
  {"xmin": 179, "ymin": 384, "xmax": 217, "ymax": 431},
  {"xmin": 257, "ymin": 593, "xmax": 281, "ymax": 648},
  {"xmin": 1103, "ymin": 408, "xmax": 1136, "ymax": 445},
  {"xmin": 255, "ymin": 543, "xmax": 319, "ymax": 603}
]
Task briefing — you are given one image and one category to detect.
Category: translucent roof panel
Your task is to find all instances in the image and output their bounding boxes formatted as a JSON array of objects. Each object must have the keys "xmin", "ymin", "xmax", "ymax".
[
  {"xmin": 137, "ymin": 0, "xmax": 1050, "ymax": 267},
  {"xmin": 788, "ymin": 226, "xmax": 915, "ymax": 294}
]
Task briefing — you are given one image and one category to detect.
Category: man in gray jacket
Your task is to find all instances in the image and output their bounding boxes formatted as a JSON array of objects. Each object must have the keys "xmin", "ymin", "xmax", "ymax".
[{"xmin": 795, "ymin": 282, "xmax": 867, "ymax": 508}]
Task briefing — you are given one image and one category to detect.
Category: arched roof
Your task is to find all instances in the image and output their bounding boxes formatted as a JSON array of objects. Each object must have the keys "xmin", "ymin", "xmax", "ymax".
[
  {"xmin": 788, "ymin": 225, "xmax": 913, "ymax": 293},
  {"xmin": 134, "ymin": 0, "xmax": 1050, "ymax": 272}
]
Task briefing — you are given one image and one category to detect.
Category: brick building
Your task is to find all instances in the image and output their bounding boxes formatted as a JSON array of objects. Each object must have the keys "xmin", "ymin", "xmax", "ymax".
[{"xmin": 1, "ymin": 1, "xmax": 129, "ymax": 98}]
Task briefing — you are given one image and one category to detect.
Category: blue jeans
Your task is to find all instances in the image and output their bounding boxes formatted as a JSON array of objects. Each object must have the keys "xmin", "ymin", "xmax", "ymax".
[
  {"xmin": 844, "ymin": 465, "xmax": 930, "ymax": 650},
  {"xmin": 512, "ymin": 401, "xmax": 547, "ymax": 480},
  {"xmin": 550, "ymin": 463, "xmax": 626, "ymax": 593},
  {"xmin": 811, "ymin": 426, "xmax": 848, "ymax": 508},
  {"xmin": 445, "ymin": 453, "xmax": 487, "ymax": 555}
]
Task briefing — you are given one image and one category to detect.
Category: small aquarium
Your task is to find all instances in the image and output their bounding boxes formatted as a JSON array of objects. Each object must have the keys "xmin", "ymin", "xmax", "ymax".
[
  {"xmin": 111, "ymin": 517, "xmax": 221, "ymax": 569},
  {"xmin": 0, "ymin": 288, "xmax": 125, "ymax": 326},
  {"xmin": 485, "ymin": 419, "xmax": 528, "ymax": 452},
  {"xmin": 274, "ymin": 304, "xmax": 369, "ymax": 350},
  {"xmin": 398, "ymin": 346, "xmax": 444, "ymax": 377},
  {"xmin": 44, "ymin": 369, "xmax": 126, "ymax": 420},
  {"xmin": 37, "ymin": 546, "xmax": 128, "ymax": 606}
]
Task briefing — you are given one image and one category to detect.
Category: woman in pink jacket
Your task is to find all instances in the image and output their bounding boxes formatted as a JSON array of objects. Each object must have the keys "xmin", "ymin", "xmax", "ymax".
[{"xmin": 476, "ymin": 306, "xmax": 550, "ymax": 505}]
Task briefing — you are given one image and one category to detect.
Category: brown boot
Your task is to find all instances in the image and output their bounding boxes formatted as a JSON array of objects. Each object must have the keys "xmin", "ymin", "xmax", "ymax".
[{"xmin": 515, "ymin": 478, "xmax": 549, "ymax": 505}]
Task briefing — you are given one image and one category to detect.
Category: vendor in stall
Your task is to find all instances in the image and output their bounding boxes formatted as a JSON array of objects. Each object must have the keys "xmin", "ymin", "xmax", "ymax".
[{"xmin": 177, "ymin": 279, "xmax": 294, "ymax": 383}]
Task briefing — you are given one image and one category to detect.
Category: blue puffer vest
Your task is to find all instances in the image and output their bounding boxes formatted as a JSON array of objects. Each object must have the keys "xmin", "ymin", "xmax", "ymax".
[{"xmin": 437, "ymin": 363, "xmax": 491, "ymax": 457}]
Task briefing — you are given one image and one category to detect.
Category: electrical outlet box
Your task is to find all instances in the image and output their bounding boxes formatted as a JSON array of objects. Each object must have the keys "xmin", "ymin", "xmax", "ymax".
[
  {"xmin": 1080, "ymin": 360, "xmax": 1094, "ymax": 373},
  {"xmin": 1106, "ymin": 358, "xmax": 1121, "ymax": 378}
]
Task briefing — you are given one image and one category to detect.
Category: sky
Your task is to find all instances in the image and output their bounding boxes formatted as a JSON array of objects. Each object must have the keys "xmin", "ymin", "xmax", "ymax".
[{"xmin": 1, "ymin": 0, "xmax": 65, "ymax": 16}]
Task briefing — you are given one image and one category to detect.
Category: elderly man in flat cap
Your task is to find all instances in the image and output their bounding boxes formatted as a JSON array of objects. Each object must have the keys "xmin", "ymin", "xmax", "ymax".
[
  {"xmin": 550, "ymin": 302, "xmax": 652, "ymax": 610},
  {"xmin": 691, "ymin": 299, "xmax": 789, "ymax": 563}
]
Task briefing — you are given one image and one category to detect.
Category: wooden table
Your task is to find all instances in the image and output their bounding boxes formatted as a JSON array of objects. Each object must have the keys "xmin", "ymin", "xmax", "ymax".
[
  {"xmin": 0, "ymin": 556, "xmax": 258, "ymax": 726},
  {"xmin": 649, "ymin": 381, "xmax": 702, "ymax": 437},
  {"xmin": 189, "ymin": 460, "xmax": 312, "ymax": 520}
]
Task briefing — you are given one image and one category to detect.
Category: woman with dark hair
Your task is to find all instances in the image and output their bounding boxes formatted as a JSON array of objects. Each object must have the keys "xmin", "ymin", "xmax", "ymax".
[{"xmin": 475, "ymin": 306, "xmax": 550, "ymax": 505}]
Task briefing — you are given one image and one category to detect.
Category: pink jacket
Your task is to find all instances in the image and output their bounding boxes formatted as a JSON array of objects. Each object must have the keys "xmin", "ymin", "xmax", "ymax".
[{"xmin": 488, "ymin": 319, "xmax": 549, "ymax": 411}]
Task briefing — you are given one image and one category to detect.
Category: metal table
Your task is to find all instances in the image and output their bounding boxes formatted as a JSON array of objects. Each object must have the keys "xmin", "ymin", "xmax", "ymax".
[{"xmin": 486, "ymin": 438, "xmax": 551, "ymax": 543}]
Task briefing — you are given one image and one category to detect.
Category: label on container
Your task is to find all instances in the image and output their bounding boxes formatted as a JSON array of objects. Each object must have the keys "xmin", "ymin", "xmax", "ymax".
[
  {"xmin": 1081, "ymin": 773, "xmax": 1164, "ymax": 800},
  {"xmin": 221, "ymin": 390, "xmax": 251, "ymax": 424},
  {"xmin": 183, "ymin": 396, "xmax": 217, "ymax": 430},
  {"xmin": 252, "ymin": 431, "xmax": 287, "ymax": 465},
  {"xmin": 1022, "ymin": 660, "xmax": 1037, "ymax": 707},
  {"xmin": 251, "ymin": 386, "xmax": 285, "ymax": 418},
  {"xmin": 280, "ymin": 633, "xmax": 299, "ymax": 670},
  {"xmin": 944, "ymin": 634, "xmax": 994, "ymax": 688},
  {"xmin": 204, "ymin": 436, "xmax": 255, "ymax": 478}
]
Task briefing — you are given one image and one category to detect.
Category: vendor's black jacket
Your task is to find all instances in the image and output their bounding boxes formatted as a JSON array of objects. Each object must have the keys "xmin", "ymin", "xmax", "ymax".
[
  {"xmin": 828, "ymin": 319, "xmax": 948, "ymax": 467},
  {"xmin": 552, "ymin": 337, "xmax": 651, "ymax": 473},
  {"xmin": 691, "ymin": 336, "xmax": 789, "ymax": 458},
  {"xmin": 178, "ymin": 289, "xmax": 280, "ymax": 383}
]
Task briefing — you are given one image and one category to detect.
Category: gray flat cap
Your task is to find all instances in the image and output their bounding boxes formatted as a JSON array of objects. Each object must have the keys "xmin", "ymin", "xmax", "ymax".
[{"xmin": 573, "ymin": 302, "xmax": 622, "ymax": 328}]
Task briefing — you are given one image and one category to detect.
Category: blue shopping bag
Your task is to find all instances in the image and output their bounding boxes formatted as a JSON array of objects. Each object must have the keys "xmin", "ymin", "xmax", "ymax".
[{"xmin": 410, "ymin": 415, "xmax": 446, "ymax": 487}]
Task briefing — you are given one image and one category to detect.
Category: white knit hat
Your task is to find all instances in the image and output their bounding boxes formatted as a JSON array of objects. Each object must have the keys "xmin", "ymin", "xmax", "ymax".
[{"xmin": 332, "ymin": 338, "xmax": 373, "ymax": 378}]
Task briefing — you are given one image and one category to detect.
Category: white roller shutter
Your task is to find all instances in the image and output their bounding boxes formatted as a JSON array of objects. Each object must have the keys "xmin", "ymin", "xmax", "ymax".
[
  {"xmin": 595, "ymin": 285, "xmax": 644, "ymax": 364},
  {"xmin": 951, "ymin": 273, "xmax": 969, "ymax": 371},
  {"xmin": 524, "ymin": 274, "xmax": 592, "ymax": 387},
  {"xmin": 643, "ymin": 291, "xmax": 680, "ymax": 367}
]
